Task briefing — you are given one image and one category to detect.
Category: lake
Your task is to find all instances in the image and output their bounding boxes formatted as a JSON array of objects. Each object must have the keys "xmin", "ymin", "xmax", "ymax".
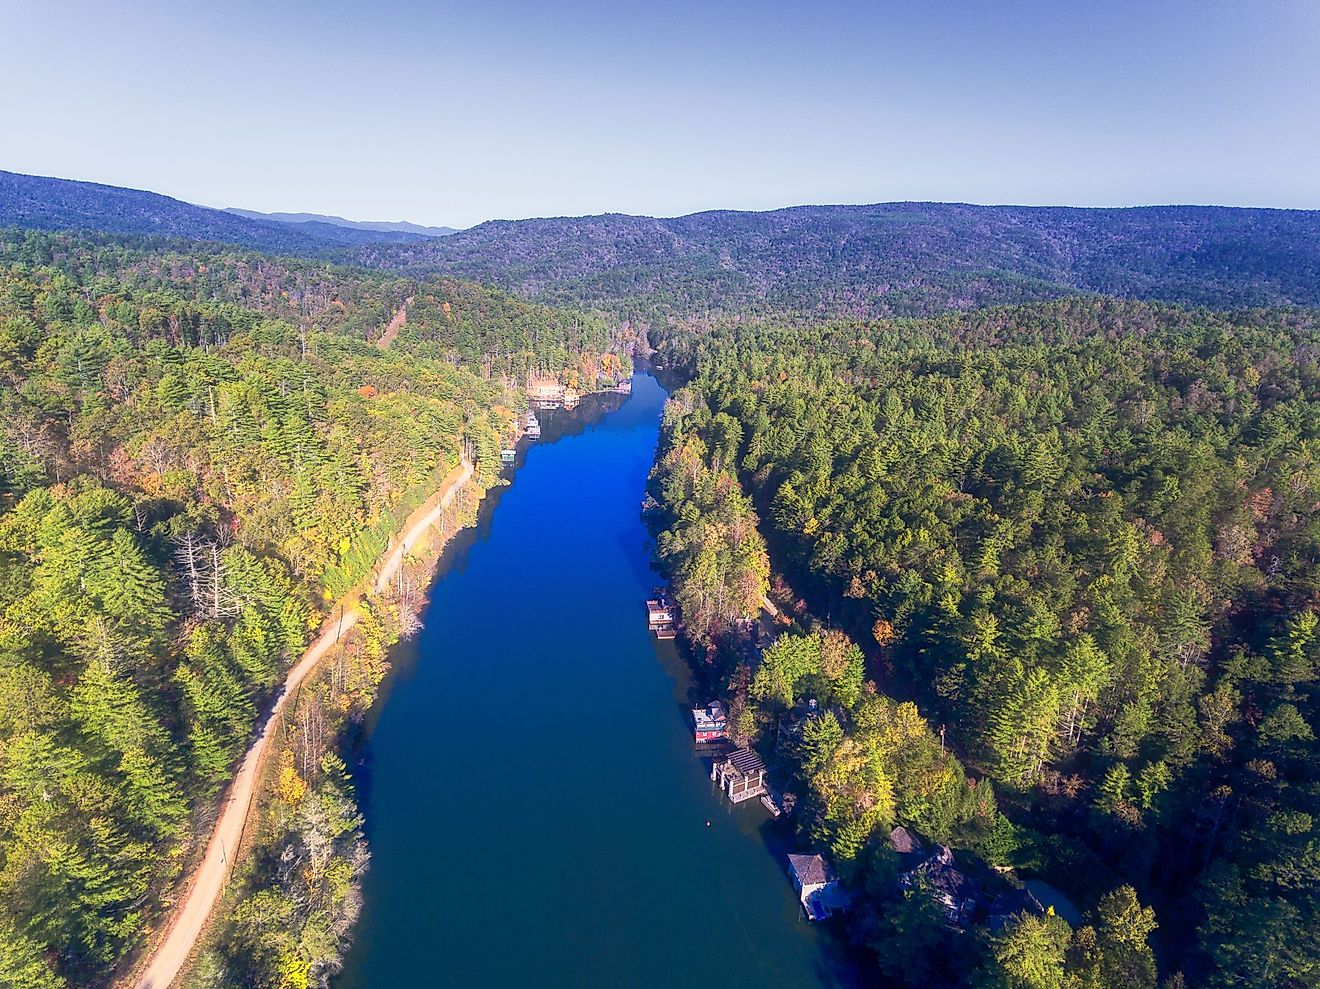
[{"xmin": 335, "ymin": 373, "xmax": 861, "ymax": 988}]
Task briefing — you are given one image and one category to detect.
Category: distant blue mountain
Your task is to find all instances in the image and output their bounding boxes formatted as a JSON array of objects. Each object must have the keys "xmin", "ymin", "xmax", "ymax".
[
  {"xmin": 0, "ymin": 170, "xmax": 428, "ymax": 252},
  {"xmin": 5, "ymin": 168, "xmax": 1320, "ymax": 315},
  {"xmin": 224, "ymin": 207, "xmax": 456, "ymax": 238}
]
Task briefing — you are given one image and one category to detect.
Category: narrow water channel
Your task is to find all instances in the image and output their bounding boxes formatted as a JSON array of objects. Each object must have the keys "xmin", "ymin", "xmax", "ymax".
[{"xmin": 336, "ymin": 373, "xmax": 861, "ymax": 988}]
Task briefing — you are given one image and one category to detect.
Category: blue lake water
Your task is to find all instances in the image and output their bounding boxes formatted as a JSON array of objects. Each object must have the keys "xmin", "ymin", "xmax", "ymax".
[{"xmin": 334, "ymin": 373, "xmax": 861, "ymax": 988}]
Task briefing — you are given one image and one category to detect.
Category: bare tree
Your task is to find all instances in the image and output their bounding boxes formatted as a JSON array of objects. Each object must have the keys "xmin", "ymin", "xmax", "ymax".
[{"xmin": 172, "ymin": 530, "xmax": 240, "ymax": 619}]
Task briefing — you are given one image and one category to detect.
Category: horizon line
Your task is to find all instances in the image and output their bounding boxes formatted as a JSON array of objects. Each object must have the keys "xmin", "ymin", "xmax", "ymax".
[{"xmin": 7, "ymin": 165, "xmax": 1320, "ymax": 231}]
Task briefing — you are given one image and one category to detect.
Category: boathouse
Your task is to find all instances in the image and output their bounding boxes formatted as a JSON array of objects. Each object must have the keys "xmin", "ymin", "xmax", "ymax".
[
  {"xmin": 647, "ymin": 592, "xmax": 677, "ymax": 639},
  {"xmin": 712, "ymin": 746, "xmax": 766, "ymax": 803},
  {"xmin": 692, "ymin": 700, "xmax": 728, "ymax": 743},
  {"xmin": 787, "ymin": 853, "xmax": 847, "ymax": 921}
]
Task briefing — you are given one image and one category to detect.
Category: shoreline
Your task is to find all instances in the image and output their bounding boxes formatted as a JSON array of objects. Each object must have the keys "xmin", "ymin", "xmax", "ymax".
[
  {"xmin": 140, "ymin": 372, "xmax": 643, "ymax": 988},
  {"xmin": 122, "ymin": 458, "xmax": 481, "ymax": 989}
]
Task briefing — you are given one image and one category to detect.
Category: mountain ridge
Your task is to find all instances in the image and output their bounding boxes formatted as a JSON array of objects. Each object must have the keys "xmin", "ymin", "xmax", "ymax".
[
  {"xmin": 223, "ymin": 207, "xmax": 456, "ymax": 237},
  {"xmin": 355, "ymin": 200, "xmax": 1320, "ymax": 315},
  {"xmin": 0, "ymin": 169, "xmax": 429, "ymax": 252},
  {"xmin": 4, "ymin": 168, "xmax": 1320, "ymax": 316}
]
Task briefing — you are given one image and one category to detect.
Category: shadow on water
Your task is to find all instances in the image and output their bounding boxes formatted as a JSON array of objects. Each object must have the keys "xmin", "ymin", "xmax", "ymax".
[{"xmin": 647, "ymin": 634, "xmax": 878, "ymax": 989}]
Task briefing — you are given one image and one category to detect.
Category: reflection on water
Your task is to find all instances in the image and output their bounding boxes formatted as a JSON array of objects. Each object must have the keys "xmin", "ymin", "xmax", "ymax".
[{"xmin": 336, "ymin": 375, "xmax": 862, "ymax": 989}]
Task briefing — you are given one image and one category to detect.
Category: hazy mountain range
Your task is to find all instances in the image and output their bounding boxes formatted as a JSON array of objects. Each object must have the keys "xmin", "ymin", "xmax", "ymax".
[
  {"xmin": 0, "ymin": 170, "xmax": 431, "ymax": 253},
  {"xmin": 353, "ymin": 203, "xmax": 1320, "ymax": 316},
  {"xmin": 223, "ymin": 207, "xmax": 456, "ymax": 238},
  {"xmin": 4, "ymin": 168, "xmax": 1319, "ymax": 317}
]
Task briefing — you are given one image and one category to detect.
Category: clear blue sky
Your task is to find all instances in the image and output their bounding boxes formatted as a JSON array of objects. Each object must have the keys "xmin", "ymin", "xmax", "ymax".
[{"xmin": 3, "ymin": 0, "xmax": 1317, "ymax": 227}]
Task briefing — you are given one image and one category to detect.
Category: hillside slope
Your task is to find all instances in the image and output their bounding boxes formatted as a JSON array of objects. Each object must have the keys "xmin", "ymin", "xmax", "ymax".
[
  {"xmin": 0, "ymin": 170, "xmax": 424, "ymax": 252},
  {"xmin": 6, "ymin": 170, "xmax": 1320, "ymax": 318},
  {"xmin": 0, "ymin": 228, "xmax": 631, "ymax": 989},
  {"xmin": 357, "ymin": 202, "xmax": 1320, "ymax": 316}
]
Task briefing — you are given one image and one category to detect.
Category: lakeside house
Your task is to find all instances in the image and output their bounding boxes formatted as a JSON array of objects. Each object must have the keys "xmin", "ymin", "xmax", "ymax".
[
  {"xmin": 898, "ymin": 842, "xmax": 980, "ymax": 929},
  {"xmin": 888, "ymin": 826, "xmax": 1048, "ymax": 932},
  {"xmin": 528, "ymin": 377, "xmax": 564, "ymax": 406},
  {"xmin": 775, "ymin": 697, "xmax": 823, "ymax": 754},
  {"xmin": 647, "ymin": 591, "xmax": 677, "ymax": 639},
  {"xmin": 692, "ymin": 700, "xmax": 728, "ymax": 743},
  {"xmin": 889, "ymin": 825, "xmax": 924, "ymax": 863},
  {"xmin": 787, "ymin": 853, "xmax": 848, "ymax": 921},
  {"xmin": 527, "ymin": 377, "xmax": 580, "ymax": 409},
  {"xmin": 712, "ymin": 746, "xmax": 767, "ymax": 804}
]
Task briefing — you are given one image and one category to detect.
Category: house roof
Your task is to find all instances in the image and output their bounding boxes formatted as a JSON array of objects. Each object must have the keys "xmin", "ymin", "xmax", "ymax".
[
  {"xmin": 889, "ymin": 826, "xmax": 923, "ymax": 856},
  {"xmin": 693, "ymin": 704, "xmax": 728, "ymax": 730},
  {"xmin": 788, "ymin": 853, "xmax": 832, "ymax": 886},
  {"xmin": 726, "ymin": 747, "xmax": 765, "ymax": 776},
  {"xmin": 694, "ymin": 700, "xmax": 727, "ymax": 719},
  {"xmin": 901, "ymin": 845, "xmax": 979, "ymax": 925}
]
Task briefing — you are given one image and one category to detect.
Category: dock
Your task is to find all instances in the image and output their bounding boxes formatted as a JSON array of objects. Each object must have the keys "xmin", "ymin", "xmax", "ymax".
[
  {"xmin": 522, "ymin": 410, "xmax": 541, "ymax": 439},
  {"xmin": 788, "ymin": 853, "xmax": 848, "ymax": 921}
]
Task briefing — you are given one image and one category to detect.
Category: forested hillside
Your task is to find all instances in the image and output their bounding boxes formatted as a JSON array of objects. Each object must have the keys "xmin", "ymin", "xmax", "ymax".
[
  {"xmin": 0, "ymin": 171, "xmax": 426, "ymax": 254},
  {"xmin": 0, "ymin": 230, "xmax": 627, "ymax": 988},
  {"xmin": 359, "ymin": 203, "xmax": 1320, "ymax": 319},
  {"xmin": 8, "ymin": 171, "xmax": 1320, "ymax": 324},
  {"xmin": 7, "ymin": 170, "xmax": 1320, "ymax": 988},
  {"xmin": 648, "ymin": 298, "xmax": 1320, "ymax": 987}
]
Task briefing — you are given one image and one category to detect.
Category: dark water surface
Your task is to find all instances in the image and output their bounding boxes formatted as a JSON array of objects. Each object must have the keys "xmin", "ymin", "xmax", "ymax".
[{"xmin": 336, "ymin": 374, "xmax": 861, "ymax": 988}]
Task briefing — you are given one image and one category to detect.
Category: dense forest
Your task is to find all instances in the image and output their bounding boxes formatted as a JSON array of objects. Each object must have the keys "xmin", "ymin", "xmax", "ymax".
[
  {"xmin": 6, "ymin": 171, "xmax": 1320, "ymax": 988},
  {"xmin": 0, "ymin": 229, "xmax": 628, "ymax": 988},
  {"xmin": 358, "ymin": 203, "xmax": 1320, "ymax": 320},
  {"xmin": 7, "ymin": 171, "xmax": 1320, "ymax": 325},
  {"xmin": 648, "ymin": 298, "xmax": 1320, "ymax": 987}
]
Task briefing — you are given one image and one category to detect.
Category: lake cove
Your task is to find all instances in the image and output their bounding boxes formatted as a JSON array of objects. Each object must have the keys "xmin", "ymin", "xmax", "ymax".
[{"xmin": 335, "ymin": 373, "xmax": 862, "ymax": 988}]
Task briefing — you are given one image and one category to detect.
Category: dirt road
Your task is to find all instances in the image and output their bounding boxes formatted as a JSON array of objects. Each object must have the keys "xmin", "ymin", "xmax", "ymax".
[
  {"xmin": 132, "ymin": 459, "xmax": 472, "ymax": 989},
  {"xmin": 375, "ymin": 295, "xmax": 413, "ymax": 349}
]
